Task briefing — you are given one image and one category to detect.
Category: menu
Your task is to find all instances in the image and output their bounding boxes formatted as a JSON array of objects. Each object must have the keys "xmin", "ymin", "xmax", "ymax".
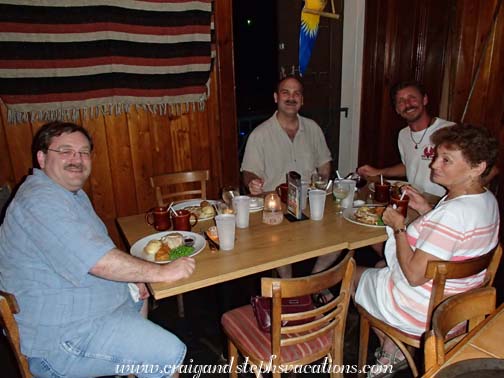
[{"xmin": 287, "ymin": 171, "xmax": 302, "ymax": 219}]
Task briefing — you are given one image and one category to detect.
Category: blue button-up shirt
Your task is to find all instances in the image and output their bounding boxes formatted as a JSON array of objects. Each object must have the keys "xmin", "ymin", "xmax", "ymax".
[{"xmin": 0, "ymin": 169, "xmax": 130, "ymax": 356}]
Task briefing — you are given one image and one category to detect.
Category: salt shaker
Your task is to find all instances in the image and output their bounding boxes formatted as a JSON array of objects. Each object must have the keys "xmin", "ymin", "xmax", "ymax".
[{"xmin": 366, "ymin": 192, "xmax": 374, "ymax": 204}]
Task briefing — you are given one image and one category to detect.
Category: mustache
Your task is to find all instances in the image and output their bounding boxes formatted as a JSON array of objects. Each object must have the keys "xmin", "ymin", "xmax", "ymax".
[
  {"xmin": 64, "ymin": 163, "xmax": 84, "ymax": 170},
  {"xmin": 285, "ymin": 100, "xmax": 298, "ymax": 105}
]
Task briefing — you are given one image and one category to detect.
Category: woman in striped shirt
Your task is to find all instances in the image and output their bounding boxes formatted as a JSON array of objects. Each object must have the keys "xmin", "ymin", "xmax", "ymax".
[{"xmin": 355, "ymin": 124, "xmax": 500, "ymax": 377}]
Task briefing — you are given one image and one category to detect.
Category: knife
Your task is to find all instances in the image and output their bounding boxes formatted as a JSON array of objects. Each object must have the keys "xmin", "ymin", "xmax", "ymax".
[{"xmin": 204, "ymin": 232, "xmax": 220, "ymax": 251}]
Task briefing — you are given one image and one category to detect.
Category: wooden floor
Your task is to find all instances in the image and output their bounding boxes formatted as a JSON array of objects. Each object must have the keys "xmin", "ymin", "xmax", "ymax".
[{"xmin": 2, "ymin": 248, "xmax": 503, "ymax": 377}]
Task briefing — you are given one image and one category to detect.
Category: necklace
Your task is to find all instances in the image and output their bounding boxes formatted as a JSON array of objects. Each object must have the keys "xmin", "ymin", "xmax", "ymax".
[{"xmin": 410, "ymin": 118, "xmax": 432, "ymax": 149}]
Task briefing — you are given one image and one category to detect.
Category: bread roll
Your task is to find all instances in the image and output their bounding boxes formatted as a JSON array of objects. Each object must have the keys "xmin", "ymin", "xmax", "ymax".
[
  {"xmin": 144, "ymin": 239, "xmax": 162, "ymax": 255},
  {"xmin": 201, "ymin": 205, "xmax": 215, "ymax": 217},
  {"xmin": 161, "ymin": 233, "xmax": 184, "ymax": 249}
]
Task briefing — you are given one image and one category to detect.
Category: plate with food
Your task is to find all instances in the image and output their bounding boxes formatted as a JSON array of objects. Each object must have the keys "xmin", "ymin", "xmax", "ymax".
[
  {"xmin": 368, "ymin": 180, "xmax": 410, "ymax": 193},
  {"xmin": 343, "ymin": 206, "xmax": 387, "ymax": 228},
  {"xmin": 131, "ymin": 231, "xmax": 205, "ymax": 264},
  {"xmin": 172, "ymin": 199, "xmax": 218, "ymax": 220}
]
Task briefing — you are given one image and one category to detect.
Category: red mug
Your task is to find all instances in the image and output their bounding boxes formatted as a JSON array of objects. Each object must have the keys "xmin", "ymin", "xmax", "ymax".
[
  {"xmin": 171, "ymin": 209, "xmax": 198, "ymax": 231},
  {"xmin": 145, "ymin": 206, "xmax": 171, "ymax": 231},
  {"xmin": 275, "ymin": 183, "xmax": 288, "ymax": 203}
]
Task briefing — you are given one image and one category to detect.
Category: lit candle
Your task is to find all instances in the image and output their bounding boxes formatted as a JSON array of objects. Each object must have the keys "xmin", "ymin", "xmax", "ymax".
[{"xmin": 268, "ymin": 197, "xmax": 276, "ymax": 209}]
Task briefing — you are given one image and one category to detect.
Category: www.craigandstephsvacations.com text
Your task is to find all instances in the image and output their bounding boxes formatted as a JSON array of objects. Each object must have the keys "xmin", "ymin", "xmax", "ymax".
[{"xmin": 115, "ymin": 356, "xmax": 393, "ymax": 377}]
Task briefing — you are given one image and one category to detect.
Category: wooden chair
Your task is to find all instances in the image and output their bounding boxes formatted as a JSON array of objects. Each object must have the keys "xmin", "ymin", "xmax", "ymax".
[
  {"xmin": 0, "ymin": 291, "xmax": 32, "ymax": 378},
  {"xmin": 357, "ymin": 243, "xmax": 502, "ymax": 377},
  {"xmin": 149, "ymin": 169, "xmax": 210, "ymax": 206},
  {"xmin": 423, "ymin": 287, "xmax": 496, "ymax": 375},
  {"xmin": 221, "ymin": 252, "xmax": 356, "ymax": 378},
  {"xmin": 149, "ymin": 169, "xmax": 210, "ymax": 318}
]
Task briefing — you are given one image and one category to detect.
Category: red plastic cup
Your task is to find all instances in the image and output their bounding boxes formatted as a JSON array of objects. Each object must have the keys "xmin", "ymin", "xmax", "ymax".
[
  {"xmin": 390, "ymin": 194, "xmax": 410, "ymax": 218},
  {"xmin": 374, "ymin": 182, "xmax": 391, "ymax": 203}
]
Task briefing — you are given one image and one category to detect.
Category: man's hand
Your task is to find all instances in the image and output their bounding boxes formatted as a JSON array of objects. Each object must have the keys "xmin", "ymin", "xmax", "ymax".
[
  {"xmin": 90, "ymin": 249, "xmax": 196, "ymax": 283},
  {"xmin": 160, "ymin": 256, "xmax": 196, "ymax": 283},
  {"xmin": 135, "ymin": 282, "xmax": 150, "ymax": 300},
  {"xmin": 248, "ymin": 178, "xmax": 264, "ymax": 195},
  {"xmin": 358, "ymin": 163, "xmax": 406, "ymax": 179},
  {"xmin": 357, "ymin": 165, "xmax": 382, "ymax": 178}
]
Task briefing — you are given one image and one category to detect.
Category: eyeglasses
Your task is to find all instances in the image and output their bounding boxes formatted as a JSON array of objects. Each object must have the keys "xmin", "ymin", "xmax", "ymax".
[{"xmin": 47, "ymin": 148, "xmax": 91, "ymax": 160}]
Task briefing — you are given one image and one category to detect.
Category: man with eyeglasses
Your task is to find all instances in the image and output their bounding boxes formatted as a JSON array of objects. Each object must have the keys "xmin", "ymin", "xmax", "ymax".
[{"xmin": 0, "ymin": 121, "xmax": 194, "ymax": 378}]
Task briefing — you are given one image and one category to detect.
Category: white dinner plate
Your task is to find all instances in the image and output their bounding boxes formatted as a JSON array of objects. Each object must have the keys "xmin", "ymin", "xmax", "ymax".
[
  {"xmin": 249, "ymin": 197, "xmax": 264, "ymax": 212},
  {"xmin": 342, "ymin": 207, "xmax": 386, "ymax": 229},
  {"xmin": 172, "ymin": 199, "xmax": 219, "ymax": 221},
  {"xmin": 130, "ymin": 231, "xmax": 205, "ymax": 264}
]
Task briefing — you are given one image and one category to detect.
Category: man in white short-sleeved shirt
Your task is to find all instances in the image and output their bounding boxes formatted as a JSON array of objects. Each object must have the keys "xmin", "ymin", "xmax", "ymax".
[
  {"xmin": 358, "ymin": 81, "xmax": 453, "ymax": 197},
  {"xmin": 241, "ymin": 75, "xmax": 332, "ymax": 194},
  {"xmin": 241, "ymin": 76, "xmax": 335, "ymax": 279}
]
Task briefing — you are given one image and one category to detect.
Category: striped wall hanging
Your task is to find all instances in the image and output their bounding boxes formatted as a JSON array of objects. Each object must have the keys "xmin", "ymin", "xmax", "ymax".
[{"xmin": 0, "ymin": 0, "xmax": 213, "ymax": 124}]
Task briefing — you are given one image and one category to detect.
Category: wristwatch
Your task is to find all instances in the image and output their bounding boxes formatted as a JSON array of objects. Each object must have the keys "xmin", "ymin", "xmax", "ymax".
[{"xmin": 394, "ymin": 227, "xmax": 407, "ymax": 235}]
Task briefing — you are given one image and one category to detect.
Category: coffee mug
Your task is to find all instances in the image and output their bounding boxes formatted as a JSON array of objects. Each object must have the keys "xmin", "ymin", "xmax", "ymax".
[
  {"xmin": 145, "ymin": 206, "xmax": 171, "ymax": 231},
  {"xmin": 171, "ymin": 209, "xmax": 198, "ymax": 231},
  {"xmin": 275, "ymin": 183, "xmax": 288, "ymax": 203}
]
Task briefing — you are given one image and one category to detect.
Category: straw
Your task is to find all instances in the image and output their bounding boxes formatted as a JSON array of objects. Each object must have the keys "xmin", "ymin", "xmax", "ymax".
[
  {"xmin": 400, "ymin": 190, "xmax": 407, "ymax": 200},
  {"xmin": 336, "ymin": 170, "xmax": 342, "ymax": 180},
  {"xmin": 380, "ymin": 174, "xmax": 383, "ymax": 185},
  {"xmin": 167, "ymin": 201, "xmax": 177, "ymax": 216},
  {"xmin": 325, "ymin": 179, "xmax": 333, "ymax": 191}
]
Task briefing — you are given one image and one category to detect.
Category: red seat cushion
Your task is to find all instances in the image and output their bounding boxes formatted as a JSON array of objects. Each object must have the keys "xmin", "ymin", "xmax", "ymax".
[{"xmin": 221, "ymin": 304, "xmax": 332, "ymax": 363}]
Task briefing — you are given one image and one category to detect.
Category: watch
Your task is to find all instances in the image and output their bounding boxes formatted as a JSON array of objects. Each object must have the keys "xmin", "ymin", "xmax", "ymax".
[{"xmin": 394, "ymin": 227, "xmax": 407, "ymax": 235}]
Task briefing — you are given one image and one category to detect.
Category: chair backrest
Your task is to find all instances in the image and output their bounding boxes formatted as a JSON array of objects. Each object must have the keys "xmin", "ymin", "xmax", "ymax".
[
  {"xmin": 424, "ymin": 243, "xmax": 502, "ymax": 327},
  {"xmin": 424, "ymin": 287, "xmax": 496, "ymax": 371},
  {"xmin": 150, "ymin": 170, "xmax": 210, "ymax": 206},
  {"xmin": 261, "ymin": 252, "xmax": 355, "ymax": 366},
  {"xmin": 0, "ymin": 291, "xmax": 32, "ymax": 378}
]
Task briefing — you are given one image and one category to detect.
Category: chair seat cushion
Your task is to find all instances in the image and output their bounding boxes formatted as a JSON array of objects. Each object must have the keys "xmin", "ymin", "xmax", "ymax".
[{"xmin": 221, "ymin": 304, "xmax": 332, "ymax": 363}]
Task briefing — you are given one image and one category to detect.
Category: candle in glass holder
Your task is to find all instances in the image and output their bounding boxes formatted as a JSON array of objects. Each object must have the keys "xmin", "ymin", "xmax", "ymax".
[{"xmin": 262, "ymin": 193, "xmax": 283, "ymax": 225}]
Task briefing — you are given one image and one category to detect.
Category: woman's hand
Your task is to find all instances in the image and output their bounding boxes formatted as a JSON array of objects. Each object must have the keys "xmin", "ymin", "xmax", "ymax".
[
  {"xmin": 382, "ymin": 205, "xmax": 406, "ymax": 231},
  {"xmin": 404, "ymin": 186, "xmax": 432, "ymax": 215}
]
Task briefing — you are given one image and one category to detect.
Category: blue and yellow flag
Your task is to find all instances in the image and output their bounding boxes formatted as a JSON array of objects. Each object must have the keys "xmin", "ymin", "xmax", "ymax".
[{"xmin": 299, "ymin": 0, "xmax": 325, "ymax": 76}]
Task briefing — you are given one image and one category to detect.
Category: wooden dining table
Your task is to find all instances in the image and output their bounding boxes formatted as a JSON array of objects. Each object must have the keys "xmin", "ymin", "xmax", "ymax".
[
  {"xmin": 423, "ymin": 303, "xmax": 504, "ymax": 377},
  {"xmin": 117, "ymin": 198, "xmax": 388, "ymax": 300}
]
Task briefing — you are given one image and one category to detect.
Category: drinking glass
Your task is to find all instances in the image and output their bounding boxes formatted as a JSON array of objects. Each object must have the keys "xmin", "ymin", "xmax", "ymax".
[
  {"xmin": 222, "ymin": 186, "xmax": 239, "ymax": 207},
  {"xmin": 333, "ymin": 180, "xmax": 351, "ymax": 215},
  {"xmin": 311, "ymin": 171, "xmax": 328, "ymax": 190}
]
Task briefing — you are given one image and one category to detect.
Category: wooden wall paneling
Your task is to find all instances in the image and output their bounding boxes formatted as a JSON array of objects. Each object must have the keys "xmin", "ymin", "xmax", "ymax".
[
  {"xmin": 103, "ymin": 113, "xmax": 138, "ymax": 217},
  {"xmin": 462, "ymin": 0, "xmax": 498, "ymax": 124},
  {"xmin": 85, "ymin": 115, "xmax": 117, "ymax": 220},
  {"xmin": 169, "ymin": 114, "xmax": 193, "ymax": 177},
  {"xmin": 449, "ymin": 0, "xmax": 491, "ymax": 122},
  {"xmin": 214, "ymin": 0, "xmax": 239, "ymax": 188},
  {"xmin": 149, "ymin": 112, "xmax": 174, "ymax": 177},
  {"xmin": 206, "ymin": 68, "xmax": 223, "ymax": 199},
  {"xmin": 126, "ymin": 107, "xmax": 155, "ymax": 213},
  {"xmin": 0, "ymin": 111, "xmax": 32, "ymax": 183},
  {"xmin": 0, "ymin": 105, "xmax": 15, "ymax": 186},
  {"xmin": 420, "ymin": 0, "xmax": 453, "ymax": 116},
  {"xmin": 359, "ymin": 0, "xmax": 452, "ymax": 170}
]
